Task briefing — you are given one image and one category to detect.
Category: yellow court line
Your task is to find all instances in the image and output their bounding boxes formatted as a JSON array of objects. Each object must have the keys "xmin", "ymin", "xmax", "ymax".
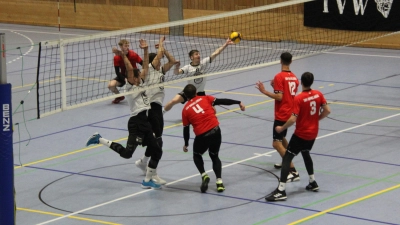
[
  {"xmin": 288, "ymin": 184, "xmax": 400, "ymax": 225},
  {"xmin": 17, "ymin": 208, "xmax": 121, "ymax": 225},
  {"xmin": 13, "ymin": 145, "xmax": 99, "ymax": 169},
  {"xmin": 330, "ymin": 101, "xmax": 400, "ymax": 111},
  {"xmin": 14, "ymin": 99, "xmax": 273, "ymax": 170}
]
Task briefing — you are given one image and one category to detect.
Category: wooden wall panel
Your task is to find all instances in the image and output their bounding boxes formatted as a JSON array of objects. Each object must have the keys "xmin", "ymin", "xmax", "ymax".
[{"xmin": 0, "ymin": 0, "xmax": 398, "ymax": 49}]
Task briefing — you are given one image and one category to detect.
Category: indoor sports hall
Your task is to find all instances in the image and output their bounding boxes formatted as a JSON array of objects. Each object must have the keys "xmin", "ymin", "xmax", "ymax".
[{"xmin": 1, "ymin": 0, "xmax": 399, "ymax": 224}]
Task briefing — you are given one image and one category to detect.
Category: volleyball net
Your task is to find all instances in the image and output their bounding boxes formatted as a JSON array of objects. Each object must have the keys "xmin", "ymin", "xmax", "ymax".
[{"xmin": 36, "ymin": 0, "xmax": 398, "ymax": 118}]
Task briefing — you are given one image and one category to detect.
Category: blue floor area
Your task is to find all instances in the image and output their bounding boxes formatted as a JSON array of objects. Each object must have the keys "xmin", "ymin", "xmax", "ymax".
[{"xmin": 2, "ymin": 23, "xmax": 400, "ymax": 225}]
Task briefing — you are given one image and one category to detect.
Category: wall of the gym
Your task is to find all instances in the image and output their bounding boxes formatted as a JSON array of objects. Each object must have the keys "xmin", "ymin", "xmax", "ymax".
[{"xmin": 0, "ymin": 0, "xmax": 398, "ymax": 49}]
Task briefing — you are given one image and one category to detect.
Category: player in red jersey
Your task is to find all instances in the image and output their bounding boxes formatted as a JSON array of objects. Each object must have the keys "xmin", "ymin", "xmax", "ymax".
[
  {"xmin": 181, "ymin": 84, "xmax": 245, "ymax": 193},
  {"xmin": 255, "ymin": 52, "xmax": 300, "ymax": 181},
  {"xmin": 108, "ymin": 39, "xmax": 143, "ymax": 104},
  {"xmin": 265, "ymin": 72, "xmax": 331, "ymax": 201}
]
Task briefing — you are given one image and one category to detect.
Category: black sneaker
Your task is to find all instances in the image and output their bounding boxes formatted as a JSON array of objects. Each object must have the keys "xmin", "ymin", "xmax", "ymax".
[
  {"xmin": 265, "ymin": 188, "xmax": 287, "ymax": 201},
  {"xmin": 216, "ymin": 182, "xmax": 225, "ymax": 192},
  {"xmin": 306, "ymin": 181, "xmax": 319, "ymax": 192},
  {"xmin": 274, "ymin": 163, "xmax": 282, "ymax": 169},
  {"xmin": 200, "ymin": 175, "xmax": 210, "ymax": 193},
  {"xmin": 286, "ymin": 171, "xmax": 300, "ymax": 183}
]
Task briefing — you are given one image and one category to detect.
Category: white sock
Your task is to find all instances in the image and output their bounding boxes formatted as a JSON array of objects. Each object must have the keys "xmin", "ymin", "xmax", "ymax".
[
  {"xmin": 278, "ymin": 182, "xmax": 286, "ymax": 191},
  {"xmin": 216, "ymin": 178, "xmax": 223, "ymax": 184},
  {"xmin": 201, "ymin": 172, "xmax": 208, "ymax": 177},
  {"xmin": 309, "ymin": 174, "xmax": 315, "ymax": 183},
  {"xmin": 145, "ymin": 167, "xmax": 156, "ymax": 182},
  {"xmin": 99, "ymin": 138, "xmax": 112, "ymax": 147},
  {"xmin": 141, "ymin": 155, "xmax": 150, "ymax": 164}
]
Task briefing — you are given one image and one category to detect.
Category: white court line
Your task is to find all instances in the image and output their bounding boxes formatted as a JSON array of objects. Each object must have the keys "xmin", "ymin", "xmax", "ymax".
[{"xmin": 36, "ymin": 112, "xmax": 400, "ymax": 225}]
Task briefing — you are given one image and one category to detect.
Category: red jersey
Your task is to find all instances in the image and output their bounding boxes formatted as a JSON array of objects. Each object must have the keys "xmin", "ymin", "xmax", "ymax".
[
  {"xmin": 293, "ymin": 89, "xmax": 327, "ymax": 140},
  {"xmin": 113, "ymin": 50, "xmax": 143, "ymax": 75},
  {"xmin": 273, "ymin": 71, "xmax": 299, "ymax": 121},
  {"xmin": 182, "ymin": 95, "xmax": 219, "ymax": 136}
]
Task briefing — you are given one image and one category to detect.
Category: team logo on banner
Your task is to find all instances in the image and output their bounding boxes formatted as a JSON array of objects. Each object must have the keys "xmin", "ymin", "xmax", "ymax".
[
  {"xmin": 375, "ymin": 0, "xmax": 393, "ymax": 18},
  {"xmin": 305, "ymin": 0, "xmax": 399, "ymax": 31}
]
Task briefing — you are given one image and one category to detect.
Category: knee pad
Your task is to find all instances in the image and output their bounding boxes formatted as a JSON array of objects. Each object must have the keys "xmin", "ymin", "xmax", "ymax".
[{"xmin": 156, "ymin": 137, "xmax": 163, "ymax": 148}]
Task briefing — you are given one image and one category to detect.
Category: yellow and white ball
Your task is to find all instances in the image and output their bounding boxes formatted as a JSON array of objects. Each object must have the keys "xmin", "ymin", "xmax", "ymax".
[{"xmin": 229, "ymin": 32, "xmax": 242, "ymax": 44}]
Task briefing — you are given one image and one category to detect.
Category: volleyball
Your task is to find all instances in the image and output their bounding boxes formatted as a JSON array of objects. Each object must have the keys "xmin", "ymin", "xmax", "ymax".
[{"xmin": 229, "ymin": 31, "xmax": 242, "ymax": 44}]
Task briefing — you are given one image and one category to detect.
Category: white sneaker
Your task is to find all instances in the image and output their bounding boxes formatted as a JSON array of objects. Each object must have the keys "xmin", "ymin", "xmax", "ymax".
[
  {"xmin": 152, "ymin": 174, "xmax": 167, "ymax": 185},
  {"xmin": 286, "ymin": 171, "xmax": 300, "ymax": 183},
  {"xmin": 135, "ymin": 159, "xmax": 147, "ymax": 175}
]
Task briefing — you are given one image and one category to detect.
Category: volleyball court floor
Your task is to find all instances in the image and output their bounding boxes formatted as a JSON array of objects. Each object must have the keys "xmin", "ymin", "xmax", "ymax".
[{"xmin": 3, "ymin": 23, "xmax": 400, "ymax": 225}]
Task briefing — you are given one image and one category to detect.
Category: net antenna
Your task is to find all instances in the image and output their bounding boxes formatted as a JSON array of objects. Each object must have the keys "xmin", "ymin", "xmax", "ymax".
[{"xmin": 36, "ymin": 0, "xmax": 398, "ymax": 118}]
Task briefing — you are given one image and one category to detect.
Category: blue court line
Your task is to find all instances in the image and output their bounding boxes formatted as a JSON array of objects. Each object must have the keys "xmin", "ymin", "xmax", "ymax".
[
  {"xmin": 14, "ymin": 164, "xmax": 399, "ymax": 225},
  {"xmin": 12, "ymin": 114, "xmax": 130, "ymax": 144}
]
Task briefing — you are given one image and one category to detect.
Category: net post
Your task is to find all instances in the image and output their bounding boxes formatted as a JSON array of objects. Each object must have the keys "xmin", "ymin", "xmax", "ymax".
[
  {"xmin": 0, "ymin": 33, "xmax": 16, "ymax": 225},
  {"xmin": 168, "ymin": 0, "xmax": 184, "ymax": 36},
  {"xmin": 59, "ymin": 39, "xmax": 67, "ymax": 110}
]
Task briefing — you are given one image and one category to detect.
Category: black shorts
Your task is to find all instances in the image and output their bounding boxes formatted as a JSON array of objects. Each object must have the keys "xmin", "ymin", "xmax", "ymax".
[
  {"xmin": 179, "ymin": 91, "xmax": 206, "ymax": 104},
  {"xmin": 193, "ymin": 126, "xmax": 221, "ymax": 155},
  {"xmin": 286, "ymin": 134, "xmax": 315, "ymax": 156},
  {"xmin": 273, "ymin": 120, "xmax": 288, "ymax": 141},
  {"xmin": 148, "ymin": 102, "xmax": 164, "ymax": 137},
  {"xmin": 127, "ymin": 110, "xmax": 155, "ymax": 147},
  {"xmin": 113, "ymin": 76, "xmax": 126, "ymax": 87}
]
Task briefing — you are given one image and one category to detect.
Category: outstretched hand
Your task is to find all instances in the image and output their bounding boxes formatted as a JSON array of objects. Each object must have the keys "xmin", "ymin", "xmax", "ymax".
[
  {"xmin": 139, "ymin": 39, "xmax": 148, "ymax": 49},
  {"xmin": 112, "ymin": 47, "xmax": 123, "ymax": 56},
  {"xmin": 255, "ymin": 81, "xmax": 266, "ymax": 93},
  {"xmin": 239, "ymin": 102, "xmax": 246, "ymax": 111},
  {"xmin": 226, "ymin": 38, "xmax": 234, "ymax": 45},
  {"xmin": 174, "ymin": 61, "xmax": 181, "ymax": 68}
]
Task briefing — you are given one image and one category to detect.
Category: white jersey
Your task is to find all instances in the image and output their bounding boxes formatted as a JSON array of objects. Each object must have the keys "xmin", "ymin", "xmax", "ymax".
[
  {"xmin": 145, "ymin": 63, "xmax": 165, "ymax": 106},
  {"xmin": 125, "ymin": 79, "xmax": 150, "ymax": 117},
  {"xmin": 181, "ymin": 57, "xmax": 211, "ymax": 92}
]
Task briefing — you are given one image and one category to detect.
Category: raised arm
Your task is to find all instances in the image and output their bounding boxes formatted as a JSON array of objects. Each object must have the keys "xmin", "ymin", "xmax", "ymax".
[
  {"xmin": 162, "ymin": 49, "xmax": 179, "ymax": 73},
  {"xmin": 151, "ymin": 36, "xmax": 165, "ymax": 69},
  {"xmin": 138, "ymin": 39, "xmax": 149, "ymax": 80},
  {"xmin": 210, "ymin": 38, "xmax": 234, "ymax": 61}
]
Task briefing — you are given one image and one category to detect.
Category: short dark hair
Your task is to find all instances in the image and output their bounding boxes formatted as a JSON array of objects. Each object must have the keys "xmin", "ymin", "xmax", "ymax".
[
  {"xmin": 183, "ymin": 84, "xmax": 197, "ymax": 99},
  {"xmin": 301, "ymin": 72, "xmax": 314, "ymax": 88},
  {"xmin": 149, "ymin": 53, "xmax": 157, "ymax": 64},
  {"xmin": 133, "ymin": 69, "xmax": 140, "ymax": 78},
  {"xmin": 280, "ymin": 52, "xmax": 292, "ymax": 65},
  {"xmin": 188, "ymin": 50, "xmax": 199, "ymax": 58}
]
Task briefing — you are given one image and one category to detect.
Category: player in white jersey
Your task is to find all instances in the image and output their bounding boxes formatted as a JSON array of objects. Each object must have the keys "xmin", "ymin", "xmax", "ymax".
[
  {"xmin": 86, "ymin": 37, "xmax": 165, "ymax": 189},
  {"xmin": 162, "ymin": 37, "xmax": 234, "ymax": 113},
  {"xmin": 135, "ymin": 38, "xmax": 179, "ymax": 184}
]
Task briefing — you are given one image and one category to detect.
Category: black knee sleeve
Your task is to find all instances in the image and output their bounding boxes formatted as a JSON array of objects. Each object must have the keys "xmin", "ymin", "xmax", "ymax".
[
  {"xmin": 110, "ymin": 142, "xmax": 137, "ymax": 159},
  {"xmin": 301, "ymin": 151, "xmax": 314, "ymax": 175}
]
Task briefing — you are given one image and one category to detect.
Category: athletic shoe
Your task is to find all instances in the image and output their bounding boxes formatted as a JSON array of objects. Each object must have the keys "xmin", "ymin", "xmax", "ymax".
[
  {"xmin": 86, "ymin": 133, "xmax": 101, "ymax": 146},
  {"xmin": 135, "ymin": 159, "xmax": 147, "ymax": 175},
  {"xmin": 274, "ymin": 163, "xmax": 282, "ymax": 169},
  {"xmin": 112, "ymin": 96, "xmax": 125, "ymax": 104},
  {"xmin": 265, "ymin": 188, "xmax": 287, "ymax": 201},
  {"xmin": 200, "ymin": 174, "xmax": 210, "ymax": 193},
  {"xmin": 152, "ymin": 174, "xmax": 167, "ymax": 185},
  {"xmin": 306, "ymin": 181, "xmax": 319, "ymax": 192},
  {"xmin": 286, "ymin": 171, "xmax": 300, "ymax": 183},
  {"xmin": 216, "ymin": 181, "xmax": 225, "ymax": 192},
  {"xmin": 141, "ymin": 179, "xmax": 161, "ymax": 189}
]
